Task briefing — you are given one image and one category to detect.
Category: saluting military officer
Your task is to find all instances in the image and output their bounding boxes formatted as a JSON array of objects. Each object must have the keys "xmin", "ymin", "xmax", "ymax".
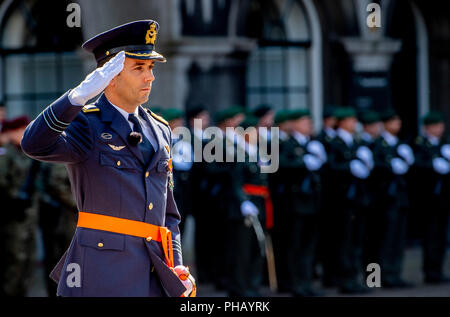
[
  {"xmin": 412, "ymin": 111, "xmax": 450, "ymax": 284},
  {"xmin": 279, "ymin": 109, "xmax": 326, "ymax": 296},
  {"xmin": 21, "ymin": 20, "xmax": 195, "ymax": 297},
  {"xmin": 328, "ymin": 107, "xmax": 373, "ymax": 294},
  {"xmin": 371, "ymin": 109, "xmax": 414, "ymax": 288}
]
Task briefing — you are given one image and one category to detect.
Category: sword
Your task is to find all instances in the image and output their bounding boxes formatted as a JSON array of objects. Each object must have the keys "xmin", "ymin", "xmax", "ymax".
[{"xmin": 245, "ymin": 215, "xmax": 278, "ymax": 292}]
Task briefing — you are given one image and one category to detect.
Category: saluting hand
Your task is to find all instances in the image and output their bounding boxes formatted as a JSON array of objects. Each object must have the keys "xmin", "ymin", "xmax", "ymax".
[{"xmin": 68, "ymin": 51, "xmax": 125, "ymax": 106}]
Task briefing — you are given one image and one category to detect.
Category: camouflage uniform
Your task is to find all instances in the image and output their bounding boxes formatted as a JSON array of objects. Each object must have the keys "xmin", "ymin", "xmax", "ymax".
[
  {"xmin": 0, "ymin": 144, "xmax": 38, "ymax": 296},
  {"xmin": 36, "ymin": 163, "xmax": 77, "ymax": 296}
]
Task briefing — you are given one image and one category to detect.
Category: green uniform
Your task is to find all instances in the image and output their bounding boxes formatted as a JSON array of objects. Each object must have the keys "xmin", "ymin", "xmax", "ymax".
[
  {"xmin": 328, "ymin": 133, "xmax": 370, "ymax": 292},
  {"xmin": 412, "ymin": 135, "xmax": 450, "ymax": 282},
  {"xmin": 0, "ymin": 144, "xmax": 38, "ymax": 296},
  {"xmin": 269, "ymin": 131, "xmax": 291, "ymax": 292},
  {"xmin": 189, "ymin": 128, "xmax": 214, "ymax": 284},
  {"xmin": 205, "ymin": 131, "xmax": 248, "ymax": 294},
  {"xmin": 315, "ymin": 129, "xmax": 337, "ymax": 286},
  {"xmin": 279, "ymin": 134, "xmax": 323, "ymax": 296},
  {"xmin": 36, "ymin": 163, "xmax": 77, "ymax": 296},
  {"xmin": 371, "ymin": 135, "xmax": 410, "ymax": 286}
]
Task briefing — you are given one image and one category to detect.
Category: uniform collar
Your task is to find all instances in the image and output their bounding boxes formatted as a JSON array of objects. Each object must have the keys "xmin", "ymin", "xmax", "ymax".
[
  {"xmin": 424, "ymin": 132, "xmax": 439, "ymax": 146},
  {"xmin": 108, "ymin": 100, "xmax": 140, "ymax": 121},
  {"xmin": 362, "ymin": 131, "xmax": 373, "ymax": 143},
  {"xmin": 381, "ymin": 131, "xmax": 398, "ymax": 146},
  {"xmin": 292, "ymin": 131, "xmax": 309, "ymax": 146},
  {"xmin": 337, "ymin": 128, "xmax": 353, "ymax": 147},
  {"xmin": 324, "ymin": 127, "xmax": 336, "ymax": 138}
]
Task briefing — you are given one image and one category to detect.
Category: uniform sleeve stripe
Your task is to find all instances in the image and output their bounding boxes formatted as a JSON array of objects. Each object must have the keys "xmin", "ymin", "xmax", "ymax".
[
  {"xmin": 45, "ymin": 108, "xmax": 68, "ymax": 130},
  {"xmin": 42, "ymin": 111, "xmax": 64, "ymax": 133},
  {"xmin": 49, "ymin": 106, "xmax": 70, "ymax": 126}
]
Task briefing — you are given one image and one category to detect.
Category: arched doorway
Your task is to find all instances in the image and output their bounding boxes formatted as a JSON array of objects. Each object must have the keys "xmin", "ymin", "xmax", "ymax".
[{"xmin": 245, "ymin": 0, "xmax": 323, "ymax": 128}]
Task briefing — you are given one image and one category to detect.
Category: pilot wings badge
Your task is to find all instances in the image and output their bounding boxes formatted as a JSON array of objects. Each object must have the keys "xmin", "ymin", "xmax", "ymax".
[{"xmin": 108, "ymin": 144, "xmax": 126, "ymax": 151}]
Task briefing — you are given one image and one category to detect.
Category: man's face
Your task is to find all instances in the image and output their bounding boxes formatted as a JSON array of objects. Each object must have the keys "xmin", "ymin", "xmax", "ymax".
[
  {"xmin": 293, "ymin": 117, "xmax": 312, "ymax": 136},
  {"xmin": 339, "ymin": 117, "xmax": 357, "ymax": 133},
  {"xmin": 384, "ymin": 117, "xmax": 402, "ymax": 135},
  {"xmin": 258, "ymin": 111, "xmax": 275, "ymax": 128},
  {"xmin": 323, "ymin": 117, "xmax": 337, "ymax": 129},
  {"xmin": 425, "ymin": 122, "xmax": 445, "ymax": 139},
  {"xmin": 169, "ymin": 118, "xmax": 184, "ymax": 130},
  {"xmin": 364, "ymin": 122, "xmax": 382, "ymax": 137},
  {"xmin": 110, "ymin": 57, "xmax": 155, "ymax": 107}
]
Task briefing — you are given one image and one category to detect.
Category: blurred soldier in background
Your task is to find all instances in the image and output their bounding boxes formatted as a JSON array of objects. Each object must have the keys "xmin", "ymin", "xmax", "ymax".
[
  {"xmin": 162, "ymin": 108, "xmax": 192, "ymax": 234},
  {"xmin": 372, "ymin": 110, "xmax": 414, "ymax": 288},
  {"xmin": 357, "ymin": 111, "xmax": 383, "ymax": 267},
  {"xmin": 0, "ymin": 116, "xmax": 38, "ymax": 296},
  {"xmin": 205, "ymin": 106, "xmax": 250, "ymax": 294},
  {"xmin": 315, "ymin": 106, "xmax": 337, "ymax": 285},
  {"xmin": 36, "ymin": 163, "xmax": 77, "ymax": 296},
  {"xmin": 413, "ymin": 111, "xmax": 450, "ymax": 284},
  {"xmin": 235, "ymin": 115, "xmax": 267, "ymax": 296},
  {"xmin": 279, "ymin": 109, "xmax": 326, "ymax": 296},
  {"xmin": 253, "ymin": 104, "xmax": 275, "ymax": 151},
  {"xmin": 328, "ymin": 107, "xmax": 373, "ymax": 294},
  {"xmin": 269, "ymin": 110, "xmax": 293, "ymax": 292},
  {"xmin": 186, "ymin": 104, "xmax": 211, "ymax": 284}
]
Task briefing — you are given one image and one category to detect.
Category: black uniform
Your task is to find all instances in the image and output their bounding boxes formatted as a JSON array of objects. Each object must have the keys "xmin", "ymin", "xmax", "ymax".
[
  {"xmin": 328, "ymin": 132, "xmax": 371, "ymax": 293},
  {"xmin": 279, "ymin": 134, "xmax": 323, "ymax": 296},
  {"xmin": 413, "ymin": 135, "xmax": 450, "ymax": 283},
  {"xmin": 371, "ymin": 134, "xmax": 411, "ymax": 287}
]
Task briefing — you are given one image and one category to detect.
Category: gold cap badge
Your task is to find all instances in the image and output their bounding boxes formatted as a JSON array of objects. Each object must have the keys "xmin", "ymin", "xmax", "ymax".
[{"xmin": 145, "ymin": 23, "xmax": 157, "ymax": 45}]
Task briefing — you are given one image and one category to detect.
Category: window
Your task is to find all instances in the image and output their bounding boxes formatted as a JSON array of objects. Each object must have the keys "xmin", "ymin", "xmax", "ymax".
[
  {"xmin": 246, "ymin": 0, "xmax": 312, "ymax": 111},
  {"xmin": 0, "ymin": 0, "xmax": 83, "ymax": 118}
]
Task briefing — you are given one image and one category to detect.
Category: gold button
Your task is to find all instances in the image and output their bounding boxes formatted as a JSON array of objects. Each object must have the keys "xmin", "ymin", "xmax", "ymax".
[
  {"xmin": 97, "ymin": 242, "xmax": 104, "ymax": 248},
  {"xmin": 106, "ymin": 51, "xmax": 110, "ymax": 56},
  {"xmin": 117, "ymin": 161, "xmax": 121, "ymax": 166},
  {"xmin": 148, "ymin": 203, "xmax": 153, "ymax": 210},
  {"xmin": 145, "ymin": 171, "xmax": 149, "ymax": 178},
  {"xmin": 146, "ymin": 237, "xmax": 152, "ymax": 242}
]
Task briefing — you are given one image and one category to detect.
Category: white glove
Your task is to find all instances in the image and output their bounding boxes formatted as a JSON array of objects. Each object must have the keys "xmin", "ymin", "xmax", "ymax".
[
  {"xmin": 350, "ymin": 159, "xmax": 370, "ymax": 179},
  {"xmin": 440, "ymin": 144, "xmax": 450, "ymax": 161},
  {"xmin": 356, "ymin": 146, "xmax": 374, "ymax": 170},
  {"xmin": 390, "ymin": 157, "xmax": 409, "ymax": 175},
  {"xmin": 307, "ymin": 140, "xmax": 327, "ymax": 164},
  {"xmin": 174, "ymin": 265, "xmax": 195, "ymax": 297},
  {"xmin": 241, "ymin": 200, "xmax": 259, "ymax": 217},
  {"xmin": 397, "ymin": 144, "xmax": 414, "ymax": 166},
  {"xmin": 432, "ymin": 157, "xmax": 450, "ymax": 175},
  {"xmin": 304, "ymin": 154, "xmax": 323, "ymax": 171},
  {"xmin": 68, "ymin": 51, "xmax": 125, "ymax": 106}
]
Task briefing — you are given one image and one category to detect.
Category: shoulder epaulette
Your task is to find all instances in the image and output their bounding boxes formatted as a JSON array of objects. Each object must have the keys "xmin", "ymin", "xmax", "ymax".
[
  {"xmin": 82, "ymin": 104, "xmax": 100, "ymax": 113},
  {"xmin": 147, "ymin": 109, "xmax": 169, "ymax": 126}
]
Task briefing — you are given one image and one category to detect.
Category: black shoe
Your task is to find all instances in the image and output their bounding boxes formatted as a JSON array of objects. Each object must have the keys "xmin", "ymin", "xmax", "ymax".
[{"xmin": 425, "ymin": 276, "xmax": 450, "ymax": 284}]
